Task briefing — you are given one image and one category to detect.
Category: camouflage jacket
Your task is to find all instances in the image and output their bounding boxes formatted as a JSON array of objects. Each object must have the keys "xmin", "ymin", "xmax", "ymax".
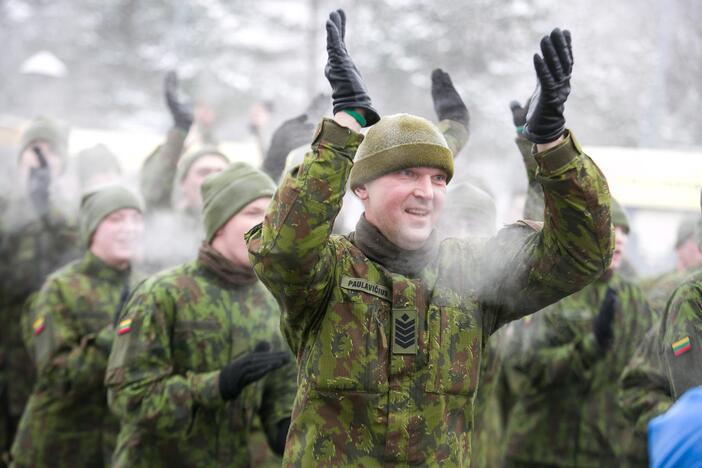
[
  {"xmin": 246, "ymin": 118, "xmax": 613, "ymax": 466},
  {"xmin": 10, "ymin": 251, "xmax": 128, "ymax": 467},
  {"xmin": 620, "ymin": 268, "xmax": 702, "ymax": 445},
  {"xmin": 502, "ymin": 272, "xmax": 655, "ymax": 467},
  {"xmin": 105, "ymin": 260, "xmax": 297, "ymax": 468},
  {"xmin": 0, "ymin": 198, "xmax": 81, "ymax": 456}
]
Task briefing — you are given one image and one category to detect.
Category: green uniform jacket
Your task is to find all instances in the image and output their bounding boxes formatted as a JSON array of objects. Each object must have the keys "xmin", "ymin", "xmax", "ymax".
[
  {"xmin": 10, "ymin": 251, "xmax": 127, "ymax": 467},
  {"xmin": 105, "ymin": 260, "xmax": 297, "ymax": 468},
  {"xmin": 502, "ymin": 273, "xmax": 655, "ymax": 467},
  {"xmin": 0, "ymin": 200, "xmax": 80, "ymax": 458},
  {"xmin": 659, "ymin": 271, "xmax": 702, "ymax": 400},
  {"xmin": 620, "ymin": 268, "xmax": 702, "ymax": 441},
  {"xmin": 246, "ymin": 118, "xmax": 613, "ymax": 466}
]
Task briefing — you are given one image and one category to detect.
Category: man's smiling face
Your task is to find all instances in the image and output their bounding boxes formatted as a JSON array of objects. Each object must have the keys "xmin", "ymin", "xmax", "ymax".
[{"xmin": 354, "ymin": 166, "xmax": 447, "ymax": 250}]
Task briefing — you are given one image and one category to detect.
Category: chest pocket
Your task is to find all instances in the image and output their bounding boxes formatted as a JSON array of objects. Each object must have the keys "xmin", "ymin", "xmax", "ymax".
[
  {"xmin": 426, "ymin": 295, "xmax": 481, "ymax": 396},
  {"xmin": 307, "ymin": 283, "xmax": 391, "ymax": 393}
]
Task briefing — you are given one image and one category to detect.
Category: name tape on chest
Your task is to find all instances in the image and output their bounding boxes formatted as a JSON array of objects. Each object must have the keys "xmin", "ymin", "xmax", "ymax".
[{"xmin": 340, "ymin": 276, "xmax": 391, "ymax": 302}]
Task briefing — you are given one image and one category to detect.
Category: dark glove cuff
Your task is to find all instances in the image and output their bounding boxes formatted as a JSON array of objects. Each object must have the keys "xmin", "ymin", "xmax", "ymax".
[
  {"xmin": 332, "ymin": 101, "xmax": 380, "ymax": 126},
  {"xmin": 522, "ymin": 123, "xmax": 566, "ymax": 144}
]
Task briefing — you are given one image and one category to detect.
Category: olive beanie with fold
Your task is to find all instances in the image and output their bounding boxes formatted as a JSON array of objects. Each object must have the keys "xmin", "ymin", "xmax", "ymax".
[
  {"xmin": 349, "ymin": 113, "xmax": 453, "ymax": 189},
  {"xmin": 80, "ymin": 185, "xmax": 143, "ymax": 246},
  {"xmin": 201, "ymin": 162, "xmax": 276, "ymax": 243}
]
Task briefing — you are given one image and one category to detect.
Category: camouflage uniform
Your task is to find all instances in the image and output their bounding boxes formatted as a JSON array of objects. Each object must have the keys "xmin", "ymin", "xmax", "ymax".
[
  {"xmin": 9, "ymin": 251, "xmax": 129, "ymax": 467},
  {"xmin": 620, "ymin": 268, "xmax": 702, "ymax": 451},
  {"xmin": 0, "ymin": 200, "xmax": 80, "ymax": 461},
  {"xmin": 246, "ymin": 118, "xmax": 613, "ymax": 466},
  {"xmin": 105, "ymin": 259, "xmax": 297, "ymax": 467},
  {"xmin": 502, "ymin": 273, "xmax": 655, "ymax": 467}
]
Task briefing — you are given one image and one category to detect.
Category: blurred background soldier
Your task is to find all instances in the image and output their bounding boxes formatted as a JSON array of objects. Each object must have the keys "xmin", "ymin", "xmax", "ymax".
[
  {"xmin": 501, "ymin": 134, "xmax": 656, "ymax": 465},
  {"xmin": 640, "ymin": 214, "xmax": 702, "ymax": 314},
  {"xmin": 0, "ymin": 117, "xmax": 81, "ymax": 464},
  {"xmin": 10, "ymin": 186, "xmax": 143, "ymax": 467},
  {"xmin": 139, "ymin": 72, "xmax": 229, "ymax": 273},
  {"xmin": 106, "ymin": 163, "xmax": 296, "ymax": 467}
]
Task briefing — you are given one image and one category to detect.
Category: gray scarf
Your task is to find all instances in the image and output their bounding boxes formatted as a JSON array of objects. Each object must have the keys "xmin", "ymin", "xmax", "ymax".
[{"xmin": 349, "ymin": 215, "xmax": 439, "ymax": 277}]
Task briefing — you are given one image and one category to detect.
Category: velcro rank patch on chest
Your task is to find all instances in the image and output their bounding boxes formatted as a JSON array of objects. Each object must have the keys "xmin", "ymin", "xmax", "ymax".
[
  {"xmin": 392, "ymin": 308, "xmax": 417, "ymax": 355},
  {"xmin": 340, "ymin": 276, "xmax": 391, "ymax": 301}
]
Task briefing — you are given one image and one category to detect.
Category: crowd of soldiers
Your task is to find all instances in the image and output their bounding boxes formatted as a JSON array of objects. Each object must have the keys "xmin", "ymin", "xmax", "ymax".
[{"xmin": 1, "ymin": 8, "xmax": 701, "ymax": 467}]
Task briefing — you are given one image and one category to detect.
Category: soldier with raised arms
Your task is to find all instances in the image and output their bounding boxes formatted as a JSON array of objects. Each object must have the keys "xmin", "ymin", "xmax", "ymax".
[{"xmin": 247, "ymin": 9, "xmax": 613, "ymax": 466}]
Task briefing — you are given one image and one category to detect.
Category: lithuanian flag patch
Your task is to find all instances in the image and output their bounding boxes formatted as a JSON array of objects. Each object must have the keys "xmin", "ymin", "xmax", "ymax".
[
  {"xmin": 672, "ymin": 336, "xmax": 692, "ymax": 357},
  {"xmin": 117, "ymin": 318, "xmax": 133, "ymax": 335},
  {"xmin": 32, "ymin": 317, "xmax": 45, "ymax": 335}
]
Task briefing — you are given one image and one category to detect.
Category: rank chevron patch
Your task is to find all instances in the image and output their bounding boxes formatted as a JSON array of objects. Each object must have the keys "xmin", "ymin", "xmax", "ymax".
[{"xmin": 392, "ymin": 309, "xmax": 417, "ymax": 354}]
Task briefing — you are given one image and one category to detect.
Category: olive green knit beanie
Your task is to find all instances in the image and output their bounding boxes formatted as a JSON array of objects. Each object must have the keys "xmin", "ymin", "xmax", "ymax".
[
  {"xmin": 349, "ymin": 113, "xmax": 453, "ymax": 189},
  {"xmin": 18, "ymin": 116, "xmax": 69, "ymax": 159},
  {"xmin": 75, "ymin": 144, "xmax": 122, "ymax": 183},
  {"xmin": 611, "ymin": 198, "xmax": 630, "ymax": 234},
  {"xmin": 176, "ymin": 145, "xmax": 230, "ymax": 182},
  {"xmin": 80, "ymin": 185, "xmax": 143, "ymax": 246},
  {"xmin": 201, "ymin": 162, "xmax": 276, "ymax": 243}
]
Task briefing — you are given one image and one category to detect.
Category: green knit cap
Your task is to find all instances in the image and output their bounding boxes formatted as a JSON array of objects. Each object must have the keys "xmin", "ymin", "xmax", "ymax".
[
  {"xmin": 611, "ymin": 198, "xmax": 630, "ymax": 234},
  {"xmin": 18, "ymin": 116, "xmax": 70, "ymax": 159},
  {"xmin": 349, "ymin": 113, "xmax": 454, "ymax": 189},
  {"xmin": 201, "ymin": 162, "xmax": 276, "ymax": 243},
  {"xmin": 75, "ymin": 144, "xmax": 122, "ymax": 183},
  {"xmin": 176, "ymin": 145, "xmax": 229, "ymax": 182},
  {"xmin": 80, "ymin": 185, "xmax": 143, "ymax": 247}
]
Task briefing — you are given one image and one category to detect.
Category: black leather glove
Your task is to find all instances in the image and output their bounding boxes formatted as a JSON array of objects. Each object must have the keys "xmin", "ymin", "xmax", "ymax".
[
  {"xmin": 522, "ymin": 28, "xmax": 573, "ymax": 144},
  {"xmin": 324, "ymin": 9, "xmax": 379, "ymax": 126},
  {"xmin": 431, "ymin": 68, "xmax": 469, "ymax": 127},
  {"xmin": 218, "ymin": 342, "xmax": 291, "ymax": 401},
  {"xmin": 28, "ymin": 146, "xmax": 51, "ymax": 218},
  {"xmin": 593, "ymin": 287, "xmax": 617, "ymax": 351},
  {"xmin": 509, "ymin": 98, "xmax": 531, "ymax": 131},
  {"xmin": 262, "ymin": 114, "xmax": 316, "ymax": 180},
  {"xmin": 165, "ymin": 71, "xmax": 194, "ymax": 132}
]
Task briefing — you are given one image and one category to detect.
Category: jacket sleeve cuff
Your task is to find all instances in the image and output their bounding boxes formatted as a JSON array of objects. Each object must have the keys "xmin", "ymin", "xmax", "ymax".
[
  {"xmin": 533, "ymin": 130, "xmax": 582, "ymax": 174},
  {"xmin": 188, "ymin": 370, "xmax": 223, "ymax": 408},
  {"xmin": 312, "ymin": 118, "xmax": 365, "ymax": 161}
]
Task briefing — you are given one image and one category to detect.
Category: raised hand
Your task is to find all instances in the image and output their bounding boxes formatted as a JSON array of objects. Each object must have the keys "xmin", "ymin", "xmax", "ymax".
[
  {"xmin": 522, "ymin": 28, "xmax": 573, "ymax": 144},
  {"xmin": 324, "ymin": 9, "xmax": 379, "ymax": 126},
  {"xmin": 164, "ymin": 70, "xmax": 194, "ymax": 131},
  {"xmin": 431, "ymin": 68, "xmax": 469, "ymax": 127}
]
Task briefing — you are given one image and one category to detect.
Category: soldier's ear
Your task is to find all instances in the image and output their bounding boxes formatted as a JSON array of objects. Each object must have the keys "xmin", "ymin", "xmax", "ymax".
[{"xmin": 353, "ymin": 184, "xmax": 369, "ymax": 200}]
